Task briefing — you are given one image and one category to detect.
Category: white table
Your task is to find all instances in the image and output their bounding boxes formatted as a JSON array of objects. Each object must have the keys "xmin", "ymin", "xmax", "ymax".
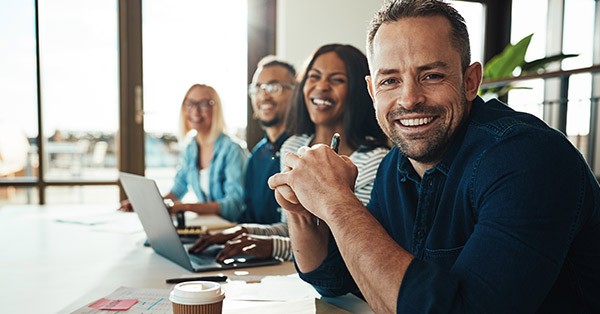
[{"xmin": 0, "ymin": 205, "xmax": 372, "ymax": 313}]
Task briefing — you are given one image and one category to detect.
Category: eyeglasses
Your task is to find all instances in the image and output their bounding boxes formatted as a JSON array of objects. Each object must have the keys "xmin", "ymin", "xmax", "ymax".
[
  {"xmin": 248, "ymin": 82, "xmax": 294, "ymax": 96},
  {"xmin": 184, "ymin": 99, "xmax": 215, "ymax": 111}
]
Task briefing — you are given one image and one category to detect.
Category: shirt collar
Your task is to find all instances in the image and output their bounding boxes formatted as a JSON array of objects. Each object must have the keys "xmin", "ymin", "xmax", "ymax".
[
  {"xmin": 434, "ymin": 96, "xmax": 483, "ymax": 176},
  {"xmin": 264, "ymin": 131, "xmax": 290, "ymax": 156},
  {"xmin": 396, "ymin": 153, "xmax": 420, "ymax": 183},
  {"xmin": 272, "ymin": 131, "xmax": 290, "ymax": 148}
]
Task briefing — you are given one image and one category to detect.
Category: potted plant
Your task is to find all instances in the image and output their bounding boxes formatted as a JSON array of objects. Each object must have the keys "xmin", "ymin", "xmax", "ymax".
[{"xmin": 479, "ymin": 33, "xmax": 578, "ymax": 98}]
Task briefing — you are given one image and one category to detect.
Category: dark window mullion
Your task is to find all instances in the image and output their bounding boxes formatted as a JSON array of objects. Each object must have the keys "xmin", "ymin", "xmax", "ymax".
[
  {"xmin": 118, "ymin": 0, "xmax": 145, "ymax": 201},
  {"xmin": 34, "ymin": 0, "xmax": 46, "ymax": 204}
]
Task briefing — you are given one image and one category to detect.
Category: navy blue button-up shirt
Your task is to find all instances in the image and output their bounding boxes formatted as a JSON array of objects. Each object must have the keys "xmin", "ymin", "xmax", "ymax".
[
  {"xmin": 239, "ymin": 132, "xmax": 289, "ymax": 224},
  {"xmin": 299, "ymin": 97, "xmax": 600, "ymax": 313}
]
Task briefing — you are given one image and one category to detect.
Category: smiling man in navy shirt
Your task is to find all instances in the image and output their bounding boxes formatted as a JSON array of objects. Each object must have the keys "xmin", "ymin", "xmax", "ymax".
[
  {"xmin": 241, "ymin": 56, "xmax": 295, "ymax": 224},
  {"xmin": 188, "ymin": 56, "xmax": 296, "ymax": 258},
  {"xmin": 268, "ymin": 1, "xmax": 600, "ymax": 313}
]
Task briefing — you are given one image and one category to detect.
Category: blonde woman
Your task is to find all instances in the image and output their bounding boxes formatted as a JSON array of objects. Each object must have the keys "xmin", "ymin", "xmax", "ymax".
[{"xmin": 121, "ymin": 84, "xmax": 247, "ymax": 222}]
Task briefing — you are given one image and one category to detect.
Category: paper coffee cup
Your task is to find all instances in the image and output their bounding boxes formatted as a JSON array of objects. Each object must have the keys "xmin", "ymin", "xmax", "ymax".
[{"xmin": 169, "ymin": 281, "xmax": 225, "ymax": 314}]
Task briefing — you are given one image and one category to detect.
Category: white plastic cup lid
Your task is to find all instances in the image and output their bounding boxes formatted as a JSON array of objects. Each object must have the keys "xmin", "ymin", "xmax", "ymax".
[{"xmin": 169, "ymin": 281, "xmax": 225, "ymax": 305}]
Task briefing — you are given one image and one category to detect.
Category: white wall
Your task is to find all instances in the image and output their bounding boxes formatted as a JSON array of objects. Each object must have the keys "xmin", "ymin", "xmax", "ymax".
[{"xmin": 276, "ymin": 0, "xmax": 384, "ymax": 71}]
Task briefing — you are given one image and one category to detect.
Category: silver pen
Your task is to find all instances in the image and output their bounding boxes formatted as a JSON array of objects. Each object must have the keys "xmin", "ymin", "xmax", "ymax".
[{"xmin": 330, "ymin": 133, "xmax": 340, "ymax": 153}]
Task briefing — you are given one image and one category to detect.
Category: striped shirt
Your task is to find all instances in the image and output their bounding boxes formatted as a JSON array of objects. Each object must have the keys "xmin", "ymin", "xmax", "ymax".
[{"xmin": 242, "ymin": 134, "xmax": 389, "ymax": 261}]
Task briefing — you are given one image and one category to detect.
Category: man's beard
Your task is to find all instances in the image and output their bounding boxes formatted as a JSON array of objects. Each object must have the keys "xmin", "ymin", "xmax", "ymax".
[
  {"xmin": 383, "ymin": 93, "xmax": 468, "ymax": 164},
  {"xmin": 389, "ymin": 126, "xmax": 448, "ymax": 164},
  {"xmin": 379, "ymin": 104, "xmax": 449, "ymax": 164},
  {"xmin": 259, "ymin": 117, "xmax": 281, "ymax": 127}
]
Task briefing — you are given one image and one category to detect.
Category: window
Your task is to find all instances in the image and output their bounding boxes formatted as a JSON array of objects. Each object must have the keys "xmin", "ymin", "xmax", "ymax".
[
  {"xmin": 0, "ymin": 0, "xmax": 249, "ymax": 205},
  {"xmin": 507, "ymin": 0, "xmax": 597, "ymax": 161},
  {"xmin": 39, "ymin": 0, "xmax": 119, "ymax": 185},
  {"xmin": 142, "ymin": 0, "xmax": 248, "ymax": 194},
  {"xmin": 452, "ymin": 1, "xmax": 485, "ymax": 65}
]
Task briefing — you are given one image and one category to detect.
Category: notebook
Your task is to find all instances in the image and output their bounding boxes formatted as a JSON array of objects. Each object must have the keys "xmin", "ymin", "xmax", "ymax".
[{"xmin": 119, "ymin": 171, "xmax": 282, "ymax": 272}]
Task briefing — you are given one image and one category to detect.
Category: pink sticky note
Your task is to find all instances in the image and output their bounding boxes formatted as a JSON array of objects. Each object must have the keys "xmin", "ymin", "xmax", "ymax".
[{"xmin": 89, "ymin": 298, "xmax": 139, "ymax": 311}]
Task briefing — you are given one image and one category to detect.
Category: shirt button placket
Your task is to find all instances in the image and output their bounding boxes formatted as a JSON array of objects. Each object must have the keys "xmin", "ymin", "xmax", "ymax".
[{"xmin": 413, "ymin": 177, "xmax": 433, "ymax": 255}]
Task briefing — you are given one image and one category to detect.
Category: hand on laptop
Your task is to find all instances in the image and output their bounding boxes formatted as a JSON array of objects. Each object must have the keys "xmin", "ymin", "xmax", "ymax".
[
  {"xmin": 215, "ymin": 234, "xmax": 272, "ymax": 262},
  {"xmin": 187, "ymin": 226, "xmax": 247, "ymax": 254}
]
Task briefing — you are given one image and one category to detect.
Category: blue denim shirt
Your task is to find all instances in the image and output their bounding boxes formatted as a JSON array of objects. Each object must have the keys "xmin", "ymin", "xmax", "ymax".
[
  {"xmin": 298, "ymin": 97, "xmax": 600, "ymax": 313},
  {"xmin": 239, "ymin": 132, "xmax": 289, "ymax": 224},
  {"xmin": 170, "ymin": 133, "xmax": 248, "ymax": 222}
]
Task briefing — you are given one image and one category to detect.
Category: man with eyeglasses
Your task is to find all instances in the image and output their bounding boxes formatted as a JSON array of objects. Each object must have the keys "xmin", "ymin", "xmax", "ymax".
[{"xmin": 188, "ymin": 55, "xmax": 296, "ymax": 258}]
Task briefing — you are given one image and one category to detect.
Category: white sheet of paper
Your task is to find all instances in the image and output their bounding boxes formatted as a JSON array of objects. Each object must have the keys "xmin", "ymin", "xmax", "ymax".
[
  {"xmin": 224, "ymin": 298, "xmax": 316, "ymax": 314},
  {"xmin": 52, "ymin": 209, "xmax": 144, "ymax": 233},
  {"xmin": 223, "ymin": 275, "xmax": 320, "ymax": 301}
]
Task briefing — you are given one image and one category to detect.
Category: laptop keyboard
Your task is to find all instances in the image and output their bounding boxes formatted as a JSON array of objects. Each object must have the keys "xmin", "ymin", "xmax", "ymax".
[
  {"xmin": 189, "ymin": 253, "xmax": 219, "ymax": 265},
  {"xmin": 187, "ymin": 244, "xmax": 223, "ymax": 265}
]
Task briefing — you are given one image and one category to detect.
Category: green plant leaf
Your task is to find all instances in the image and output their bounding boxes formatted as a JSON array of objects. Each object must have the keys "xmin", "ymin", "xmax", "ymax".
[
  {"xmin": 521, "ymin": 53, "xmax": 579, "ymax": 74},
  {"xmin": 483, "ymin": 33, "xmax": 532, "ymax": 81}
]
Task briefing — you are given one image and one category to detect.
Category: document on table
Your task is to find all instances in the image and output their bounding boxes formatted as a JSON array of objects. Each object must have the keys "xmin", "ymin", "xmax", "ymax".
[
  {"xmin": 224, "ymin": 274, "xmax": 320, "ymax": 301},
  {"xmin": 184, "ymin": 212, "xmax": 236, "ymax": 231},
  {"xmin": 223, "ymin": 274, "xmax": 319, "ymax": 313},
  {"xmin": 71, "ymin": 286, "xmax": 171, "ymax": 314},
  {"xmin": 53, "ymin": 209, "xmax": 144, "ymax": 234}
]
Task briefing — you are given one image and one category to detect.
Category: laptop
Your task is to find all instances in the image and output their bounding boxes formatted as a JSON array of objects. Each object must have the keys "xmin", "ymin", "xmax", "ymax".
[{"xmin": 119, "ymin": 171, "xmax": 282, "ymax": 272}]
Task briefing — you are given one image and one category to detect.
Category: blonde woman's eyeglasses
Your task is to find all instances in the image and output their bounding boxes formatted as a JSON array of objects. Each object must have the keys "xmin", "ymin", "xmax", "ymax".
[{"xmin": 184, "ymin": 99, "xmax": 215, "ymax": 111}]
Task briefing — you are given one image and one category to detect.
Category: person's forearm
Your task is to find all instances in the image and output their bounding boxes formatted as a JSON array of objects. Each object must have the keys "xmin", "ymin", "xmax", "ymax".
[
  {"xmin": 324, "ymin": 197, "xmax": 413, "ymax": 314},
  {"xmin": 185, "ymin": 201, "xmax": 220, "ymax": 216},
  {"xmin": 163, "ymin": 192, "xmax": 178, "ymax": 202},
  {"xmin": 287, "ymin": 211, "xmax": 330, "ymax": 272}
]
